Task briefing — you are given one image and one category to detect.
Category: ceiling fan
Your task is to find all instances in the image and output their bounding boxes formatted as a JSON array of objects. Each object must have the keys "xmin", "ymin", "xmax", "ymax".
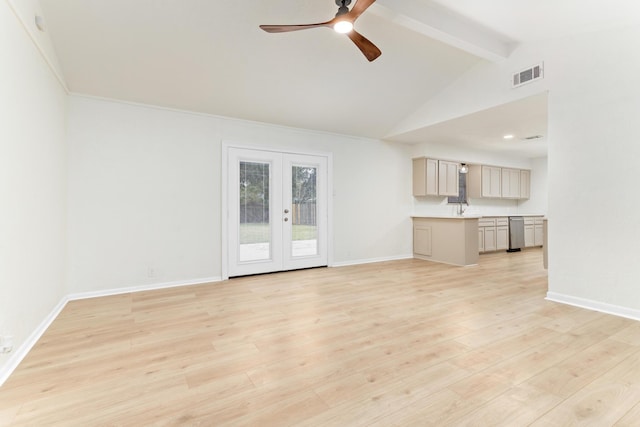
[{"xmin": 260, "ymin": 0, "xmax": 381, "ymax": 62}]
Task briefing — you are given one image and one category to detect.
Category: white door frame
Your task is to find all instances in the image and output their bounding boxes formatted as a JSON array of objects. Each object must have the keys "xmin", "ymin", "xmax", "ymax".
[{"xmin": 221, "ymin": 141, "xmax": 333, "ymax": 280}]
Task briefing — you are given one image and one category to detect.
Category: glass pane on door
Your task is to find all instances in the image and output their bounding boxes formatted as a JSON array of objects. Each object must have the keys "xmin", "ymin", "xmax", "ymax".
[
  {"xmin": 239, "ymin": 161, "xmax": 271, "ymax": 262},
  {"xmin": 291, "ymin": 165, "xmax": 318, "ymax": 257}
]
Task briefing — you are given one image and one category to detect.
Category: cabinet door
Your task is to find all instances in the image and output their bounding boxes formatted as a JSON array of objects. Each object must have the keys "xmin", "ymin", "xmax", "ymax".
[
  {"xmin": 534, "ymin": 224, "xmax": 544, "ymax": 246},
  {"xmin": 413, "ymin": 225, "xmax": 432, "ymax": 256},
  {"xmin": 501, "ymin": 169, "xmax": 521, "ymax": 199},
  {"xmin": 501, "ymin": 169, "xmax": 511, "ymax": 198},
  {"xmin": 478, "ymin": 228, "xmax": 485, "ymax": 252},
  {"xmin": 524, "ymin": 225, "xmax": 535, "ymax": 247},
  {"xmin": 484, "ymin": 227, "xmax": 497, "ymax": 252},
  {"xmin": 482, "ymin": 166, "xmax": 502, "ymax": 198},
  {"xmin": 496, "ymin": 226, "xmax": 509, "ymax": 250},
  {"xmin": 438, "ymin": 160, "xmax": 459, "ymax": 196},
  {"xmin": 520, "ymin": 170, "xmax": 531, "ymax": 199},
  {"xmin": 412, "ymin": 158, "xmax": 438, "ymax": 196}
]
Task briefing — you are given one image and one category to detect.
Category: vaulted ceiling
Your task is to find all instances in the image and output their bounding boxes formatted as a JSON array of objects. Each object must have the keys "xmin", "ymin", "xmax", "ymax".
[{"xmin": 37, "ymin": 0, "xmax": 639, "ymax": 156}]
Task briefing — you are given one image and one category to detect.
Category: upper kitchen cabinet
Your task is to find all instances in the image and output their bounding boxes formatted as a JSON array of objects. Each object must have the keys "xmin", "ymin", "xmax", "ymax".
[
  {"xmin": 520, "ymin": 170, "xmax": 531, "ymax": 199},
  {"xmin": 438, "ymin": 160, "xmax": 459, "ymax": 197},
  {"xmin": 468, "ymin": 165, "xmax": 501, "ymax": 198},
  {"xmin": 412, "ymin": 158, "xmax": 459, "ymax": 197},
  {"xmin": 468, "ymin": 164, "xmax": 531, "ymax": 200},
  {"xmin": 501, "ymin": 168, "xmax": 521, "ymax": 199},
  {"xmin": 413, "ymin": 158, "xmax": 438, "ymax": 196}
]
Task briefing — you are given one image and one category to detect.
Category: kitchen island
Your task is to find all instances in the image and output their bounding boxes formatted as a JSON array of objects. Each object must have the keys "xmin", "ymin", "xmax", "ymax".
[{"xmin": 412, "ymin": 216, "xmax": 480, "ymax": 266}]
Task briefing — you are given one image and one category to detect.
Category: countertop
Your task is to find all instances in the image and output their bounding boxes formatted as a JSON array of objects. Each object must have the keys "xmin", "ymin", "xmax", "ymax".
[
  {"xmin": 411, "ymin": 214, "xmax": 545, "ymax": 219},
  {"xmin": 411, "ymin": 215, "xmax": 481, "ymax": 219}
]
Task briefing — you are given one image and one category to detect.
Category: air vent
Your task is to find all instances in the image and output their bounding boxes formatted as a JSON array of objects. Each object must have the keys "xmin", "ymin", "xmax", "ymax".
[{"xmin": 512, "ymin": 63, "xmax": 543, "ymax": 88}]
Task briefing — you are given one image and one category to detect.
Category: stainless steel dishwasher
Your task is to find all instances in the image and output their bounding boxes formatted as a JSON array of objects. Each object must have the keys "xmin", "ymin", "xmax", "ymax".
[{"xmin": 508, "ymin": 216, "xmax": 524, "ymax": 252}]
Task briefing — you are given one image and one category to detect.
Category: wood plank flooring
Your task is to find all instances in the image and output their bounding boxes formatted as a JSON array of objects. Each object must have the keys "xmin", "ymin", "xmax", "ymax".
[{"xmin": 2, "ymin": 249, "xmax": 640, "ymax": 425}]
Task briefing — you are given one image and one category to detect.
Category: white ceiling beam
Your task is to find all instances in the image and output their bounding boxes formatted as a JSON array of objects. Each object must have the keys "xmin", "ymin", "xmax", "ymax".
[{"xmin": 370, "ymin": 0, "xmax": 516, "ymax": 62}]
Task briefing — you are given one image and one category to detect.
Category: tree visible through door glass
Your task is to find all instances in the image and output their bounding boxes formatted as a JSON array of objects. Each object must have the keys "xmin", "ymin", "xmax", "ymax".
[
  {"xmin": 239, "ymin": 161, "xmax": 271, "ymax": 262},
  {"xmin": 291, "ymin": 166, "xmax": 318, "ymax": 257}
]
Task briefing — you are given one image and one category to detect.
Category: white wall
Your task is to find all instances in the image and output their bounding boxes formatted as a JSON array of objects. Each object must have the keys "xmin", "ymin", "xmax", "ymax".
[
  {"xmin": 65, "ymin": 96, "xmax": 414, "ymax": 293},
  {"xmin": 0, "ymin": 0, "xmax": 67, "ymax": 373},
  {"xmin": 546, "ymin": 25, "xmax": 640, "ymax": 315},
  {"xmin": 398, "ymin": 24, "xmax": 640, "ymax": 316}
]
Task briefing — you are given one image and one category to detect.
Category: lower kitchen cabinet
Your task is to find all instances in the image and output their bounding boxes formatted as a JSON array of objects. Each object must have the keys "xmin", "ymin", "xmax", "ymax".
[
  {"xmin": 534, "ymin": 218, "xmax": 544, "ymax": 246},
  {"xmin": 479, "ymin": 217, "xmax": 509, "ymax": 252},
  {"xmin": 412, "ymin": 217, "xmax": 479, "ymax": 266},
  {"xmin": 478, "ymin": 218, "xmax": 497, "ymax": 253},
  {"xmin": 524, "ymin": 217, "xmax": 544, "ymax": 248},
  {"xmin": 484, "ymin": 227, "xmax": 496, "ymax": 252},
  {"xmin": 496, "ymin": 222, "xmax": 509, "ymax": 250},
  {"xmin": 524, "ymin": 225, "xmax": 535, "ymax": 247}
]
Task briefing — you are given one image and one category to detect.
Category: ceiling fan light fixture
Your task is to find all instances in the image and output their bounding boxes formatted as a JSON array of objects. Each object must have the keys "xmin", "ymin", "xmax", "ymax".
[{"xmin": 333, "ymin": 20, "xmax": 353, "ymax": 33}]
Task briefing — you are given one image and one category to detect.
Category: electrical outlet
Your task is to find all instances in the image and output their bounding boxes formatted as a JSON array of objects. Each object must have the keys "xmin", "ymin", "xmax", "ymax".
[
  {"xmin": 147, "ymin": 267, "xmax": 156, "ymax": 278},
  {"xmin": 0, "ymin": 336, "xmax": 13, "ymax": 354}
]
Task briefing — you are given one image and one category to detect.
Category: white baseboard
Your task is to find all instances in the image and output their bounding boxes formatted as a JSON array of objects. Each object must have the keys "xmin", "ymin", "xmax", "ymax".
[
  {"xmin": 0, "ymin": 276, "xmax": 223, "ymax": 387},
  {"xmin": 546, "ymin": 292, "xmax": 640, "ymax": 322},
  {"xmin": 67, "ymin": 276, "xmax": 223, "ymax": 301},
  {"xmin": 331, "ymin": 254, "xmax": 413, "ymax": 268},
  {"xmin": 0, "ymin": 296, "xmax": 69, "ymax": 386}
]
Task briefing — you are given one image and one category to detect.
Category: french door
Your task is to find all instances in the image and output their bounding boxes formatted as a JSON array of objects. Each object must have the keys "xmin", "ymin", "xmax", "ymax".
[{"xmin": 227, "ymin": 147, "xmax": 328, "ymax": 277}]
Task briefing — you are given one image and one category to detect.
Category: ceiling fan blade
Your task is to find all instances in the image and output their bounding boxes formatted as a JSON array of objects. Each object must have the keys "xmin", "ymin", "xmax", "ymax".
[
  {"xmin": 260, "ymin": 22, "xmax": 332, "ymax": 33},
  {"xmin": 346, "ymin": 30, "xmax": 381, "ymax": 62},
  {"xmin": 346, "ymin": 0, "xmax": 376, "ymax": 21}
]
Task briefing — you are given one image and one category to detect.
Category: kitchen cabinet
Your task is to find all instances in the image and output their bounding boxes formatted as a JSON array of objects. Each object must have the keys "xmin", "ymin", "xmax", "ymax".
[
  {"xmin": 468, "ymin": 165, "xmax": 501, "ymax": 199},
  {"xmin": 496, "ymin": 218, "xmax": 509, "ymax": 250},
  {"xmin": 478, "ymin": 217, "xmax": 508, "ymax": 252},
  {"xmin": 524, "ymin": 217, "xmax": 535, "ymax": 247},
  {"xmin": 412, "ymin": 217, "xmax": 478, "ymax": 266},
  {"xmin": 501, "ymin": 168, "xmax": 521, "ymax": 199},
  {"xmin": 520, "ymin": 170, "xmax": 531, "ymax": 199},
  {"xmin": 413, "ymin": 224, "xmax": 432, "ymax": 256},
  {"xmin": 412, "ymin": 158, "xmax": 439, "ymax": 196},
  {"xmin": 482, "ymin": 166, "xmax": 502, "ymax": 198},
  {"xmin": 468, "ymin": 164, "xmax": 531, "ymax": 200},
  {"xmin": 479, "ymin": 216, "xmax": 543, "ymax": 253},
  {"xmin": 412, "ymin": 157, "xmax": 459, "ymax": 197},
  {"xmin": 534, "ymin": 218, "xmax": 544, "ymax": 246},
  {"xmin": 523, "ymin": 216, "xmax": 544, "ymax": 247},
  {"xmin": 438, "ymin": 160, "xmax": 459, "ymax": 197},
  {"xmin": 478, "ymin": 218, "xmax": 497, "ymax": 252}
]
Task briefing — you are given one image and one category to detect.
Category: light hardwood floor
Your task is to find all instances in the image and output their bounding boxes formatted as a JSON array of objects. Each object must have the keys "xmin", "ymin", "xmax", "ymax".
[{"xmin": 2, "ymin": 249, "xmax": 640, "ymax": 426}]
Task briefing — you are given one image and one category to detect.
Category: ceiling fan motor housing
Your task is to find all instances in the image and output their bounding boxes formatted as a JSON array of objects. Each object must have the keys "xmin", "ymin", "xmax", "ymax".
[{"xmin": 336, "ymin": 0, "xmax": 352, "ymax": 6}]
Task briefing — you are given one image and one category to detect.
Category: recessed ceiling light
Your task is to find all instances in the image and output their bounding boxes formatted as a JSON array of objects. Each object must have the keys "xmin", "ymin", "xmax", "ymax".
[{"xmin": 503, "ymin": 134, "xmax": 514, "ymax": 140}]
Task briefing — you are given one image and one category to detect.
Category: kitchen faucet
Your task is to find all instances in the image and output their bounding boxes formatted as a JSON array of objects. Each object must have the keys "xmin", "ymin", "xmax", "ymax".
[{"xmin": 457, "ymin": 202, "xmax": 468, "ymax": 216}]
